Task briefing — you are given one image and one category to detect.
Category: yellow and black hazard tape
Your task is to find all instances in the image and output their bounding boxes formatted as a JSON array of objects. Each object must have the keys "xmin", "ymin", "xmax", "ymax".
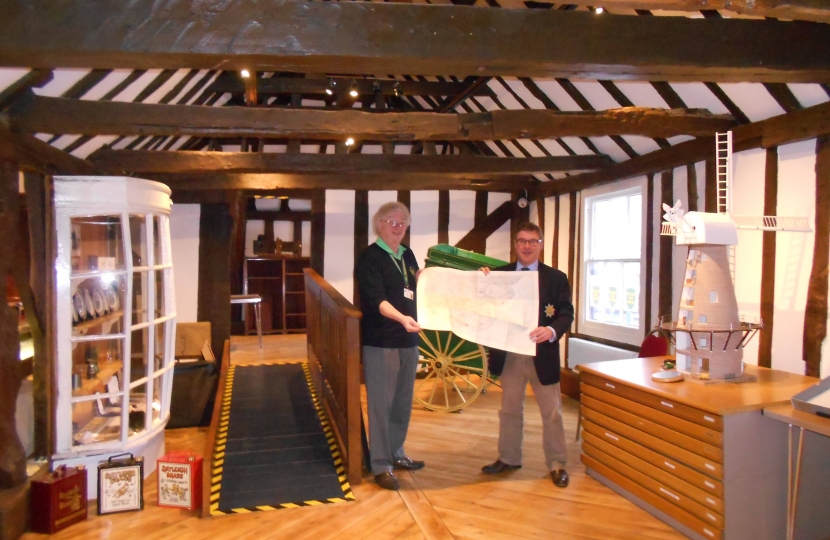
[{"xmin": 209, "ymin": 363, "xmax": 355, "ymax": 516}]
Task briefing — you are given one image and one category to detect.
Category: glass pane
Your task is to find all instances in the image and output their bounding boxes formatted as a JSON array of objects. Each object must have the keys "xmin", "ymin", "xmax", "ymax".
[
  {"xmin": 157, "ymin": 215, "xmax": 171, "ymax": 265},
  {"xmin": 71, "ymin": 339, "xmax": 124, "ymax": 399},
  {"xmin": 590, "ymin": 193, "xmax": 641, "ymax": 261},
  {"xmin": 71, "ymin": 274, "xmax": 126, "ymax": 337},
  {"xmin": 152, "ymin": 376, "xmax": 163, "ymax": 424},
  {"xmin": 127, "ymin": 382, "xmax": 148, "ymax": 435},
  {"xmin": 154, "ymin": 270, "xmax": 166, "ymax": 319},
  {"xmin": 129, "ymin": 215, "xmax": 148, "ymax": 268},
  {"xmin": 73, "ymin": 401, "xmax": 120, "ymax": 446},
  {"xmin": 154, "ymin": 323, "xmax": 166, "ymax": 374},
  {"xmin": 622, "ymin": 262, "xmax": 640, "ymax": 329},
  {"xmin": 70, "ymin": 216, "xmax": 124, "ymax": 274},
  {"xmin": 129, "ymin": 328, "xmax": 151, "ymax": 384},
  {"xmin": 132, "ymin": 272, "xmax": 150, "ymax": 325},
  {"xmin": 153, "ymin": 215, "xmax": 162, "ymax": 266}
]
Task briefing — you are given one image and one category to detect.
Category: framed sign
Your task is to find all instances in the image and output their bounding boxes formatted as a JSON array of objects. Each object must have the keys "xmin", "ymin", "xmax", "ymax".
[{"xmin": 97, "ymin": 454, "xmax": 144, "ymax": 515}]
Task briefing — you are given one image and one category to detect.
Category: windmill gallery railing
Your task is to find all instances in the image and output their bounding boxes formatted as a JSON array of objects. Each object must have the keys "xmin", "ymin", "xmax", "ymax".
[{"xmin": 303, "ymin": 269, "xmax": 363, "ymax": 485}]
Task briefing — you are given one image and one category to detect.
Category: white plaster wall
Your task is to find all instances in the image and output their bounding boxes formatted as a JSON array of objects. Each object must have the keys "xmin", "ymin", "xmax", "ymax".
[
  {"xmin": 448, "ymin": 191, "xmax": 475, "ymax": 246},
  {"xmin": 409, "ymin": 191, "xmax": 439, "ymax": 270},
  {"xmin": 486, "ymin": 192, "xmax": 512, "ymax": 262},
  {"xmin": 169, "ymin": 204, "xmax": 200, "ymax": 323},
  {"xmin": 324, "ymin": 191, "xmax": 357, "ymax": 302}
]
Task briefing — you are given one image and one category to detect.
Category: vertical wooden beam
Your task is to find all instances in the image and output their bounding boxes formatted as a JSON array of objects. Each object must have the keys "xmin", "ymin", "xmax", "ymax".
[
  {"xmin": 23, "ymin": 172, "xmax": 55, "ymax": 457},
  {"xmin": 758, "ymin": 147, "xmax": 778, "ymax": 368},
  {"xmin": 397, "ymin": 190, "xmax": 411, "ymax": 247},
  {"xmin": 645, "ymin": 173, "xmax": 655, "ymax": 334},
  {"xmin": 437, "ymin": 191, "xmax": 449, "ymax": 245},
  {"xmin": 472, "ymin": 191, "xmax": 488, "ymax": 255},
  {"xmin": 0, "ymin": 161, "xmax": 25, "ymax": 487},
  {"xmin": 311, "ymin": 189, "xmax": 326, "ymax": 276},
  {"xmin": 567, "ymin": 193, "xmax": 578, "ymax": 332},
  {"xmin": 197, "ymin": 204, "xmax": 233, "ymax": 358},
  {"xmin": 551, "ymin": 195, "xmax": 560, "ymax": 269},
  {"xmin": 535, "ymin": 189, "xmax": 545, "ymax": 264},
  {"xmin": 803, "ymin": 135, "xmax": 830, "ymax": 378},
  {"xmin": 705, "ymin": 156, "xmax": 717, "ymax": 213},
  {"xmin": 244, "ymin": 72, "xmax": 257, "ymax": 106},
  {"xmin": 659, "ymin": 170, "xmax": 674, "ymax": 323},
  {"xmin": 686, "ymin": 163, "xmax": 699, "ymax": 212},
  {"xmin": 354, "ymin": 190, "xmax": 369, "ymax": 302},
  {"xmin": 228, "ymin": 192, "xmax": 247, "ymax": 334}
]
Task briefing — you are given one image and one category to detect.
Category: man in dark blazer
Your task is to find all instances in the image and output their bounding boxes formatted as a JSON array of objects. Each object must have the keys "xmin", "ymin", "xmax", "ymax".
[{"xmin": 481, "ymin": 222, "xmax": 575, "ymax": 488}]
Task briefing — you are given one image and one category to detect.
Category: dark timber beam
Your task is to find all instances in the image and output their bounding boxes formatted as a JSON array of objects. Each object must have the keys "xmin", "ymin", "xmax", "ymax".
[
  {"xmin": 90, "ymin": 151, "xmax": 611, "ymax": 175},
  {"xmin": 508, "ymin": 1, "xmax": 830, "ymax": 25},
  {"xmin": 206, "ymin": 76, "xmax": 477, "ymax": 98},
  {"xmin": 151, "ymin": 173, "xmax": 537, "ymax": 192},
  {"xmin": 455, "ymin": 201, "xmax": 513, "ymax": 253},
  {"xmin": 0, "ymin": 1, "xmax": 829, "ymax": 82},
  {"xmin": 0, "ymin": 123, "xmax": 99, "ymax": 175},
  {"xmin": 6, "ymin": 96, "xmax": 737, "ymax": 140},
  {"xmin": 542, "ymin": 100, "xmax": 830, "ymax": 196}
]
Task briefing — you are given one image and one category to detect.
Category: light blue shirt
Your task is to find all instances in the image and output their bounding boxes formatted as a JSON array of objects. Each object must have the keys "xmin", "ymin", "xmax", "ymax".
[{"xmin": 517, "ymin": 260, "xmax": 556, "ymax": 342}]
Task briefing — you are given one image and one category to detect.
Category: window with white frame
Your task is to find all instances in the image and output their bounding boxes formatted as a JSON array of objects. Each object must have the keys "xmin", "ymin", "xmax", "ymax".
[{"xmin": 581, "ymin": 180, "xmax": 645, "ymax": 344}]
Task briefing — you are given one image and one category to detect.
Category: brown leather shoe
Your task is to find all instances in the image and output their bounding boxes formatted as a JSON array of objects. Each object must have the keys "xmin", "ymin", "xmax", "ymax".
[
  {"xmin": 551, "ymin": 469, "xmax": 569, "ymax": 488},
  {"xmin": 481, "ymin": 459, "xmax": 521, "ymax": 475},
  {"xmin": 374, "ymin": 471, "xmax": 400, "ymax": 491},
  {"xmin": 393, "ymin": 457, "xmax": 425, "ymax": 471}
]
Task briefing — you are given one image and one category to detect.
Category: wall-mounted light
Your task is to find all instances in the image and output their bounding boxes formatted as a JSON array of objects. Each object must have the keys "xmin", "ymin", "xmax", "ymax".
[
  {"xmin": 240, "ymin": 69, "xmax": 251, "ymax": 79},
  {"xmin": 345, "ymin": 137, "xmax": 355, "ymax": 146},
  {"xmin": 518, "ymin": 189, "xmax": 529, "ymax": 209},
  {"xmin": 392, "ymin": 81, "xmax": 402, "ymax": 97},
  {"xmin": 595, "ymin": 6, "xmax": 604, "ymax": 14},
  {"xmin": 349, "ymin": 79, "xmax": 359, "ymax": 98}
]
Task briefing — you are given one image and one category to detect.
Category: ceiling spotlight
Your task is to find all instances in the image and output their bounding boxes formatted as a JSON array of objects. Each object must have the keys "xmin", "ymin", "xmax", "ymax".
[
  {"xmin": 518, "ymin": 189, "xmax": 529, "ymax": 209},
  {"xmin": 240, "ymin": 69, "xmax": 251, "ymax": 79},
  {"xmin": 325, "ymin": 79, "xmax": 334, "ymax": 96},
  {"xmin": 345, "ymin": 137, "xmax": 355, "ymax": 146},
  {"xmin": 595, "ymin": 6, "xmax": 604, "ymax": 13},
  {"xmin": 392, "ymin": 81, "xmax": 402, "ymax": 97},
  {"xmin": 349, "ymin": 80, "xmax": 359, "ymax": 98}
]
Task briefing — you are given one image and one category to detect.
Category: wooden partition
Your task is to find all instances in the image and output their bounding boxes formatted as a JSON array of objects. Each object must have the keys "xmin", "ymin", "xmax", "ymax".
[
  {"xmin": 303, "ymin": 269, "xmax": 363, "ymax": 485},
  {"xmin": 202, "ymin": 339, "xmax": 230, "ymax": 517}
]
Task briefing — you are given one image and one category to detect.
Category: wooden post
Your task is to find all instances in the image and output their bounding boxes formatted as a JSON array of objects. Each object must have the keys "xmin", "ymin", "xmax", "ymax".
[
  {"xmin": 659, "ymin": 170, "xmax": 674, "ymax": 323},
  {"xmin": 310, "ymin": 190, "xmax": 325, "ymax": 276},
  {"xmin": 353, "ymin": 190, "xmax": 368, "ymax": 303},
  {"xmin": 197, "ymin": 204, "xmax": 233, "ymax": 358},
  {"xmin": 437, "ymin": 191, "xmax": 449, "ymax": 245},
  {"xmin": 758, "ymin": 147, "xmax": 778, "ymax": 368},
  {"xmin": 645, "ymin": 173, "xmax": 655, "ymax": 334}
]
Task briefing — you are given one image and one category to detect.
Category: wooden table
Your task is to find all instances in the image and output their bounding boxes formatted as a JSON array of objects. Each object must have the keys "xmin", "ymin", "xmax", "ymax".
[
  {"xmin": 763, "ymin": 403, "xmax": 830, "ymax": 540},
  {"xmin": 578, "ymin": 357, "xmax": 817, "ymax": 540}
]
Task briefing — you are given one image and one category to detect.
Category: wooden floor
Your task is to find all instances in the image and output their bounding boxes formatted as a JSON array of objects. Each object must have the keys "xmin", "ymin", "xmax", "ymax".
[{"xmin": 25, "ymin": 335, "xmax": 684, "ymax": 540}]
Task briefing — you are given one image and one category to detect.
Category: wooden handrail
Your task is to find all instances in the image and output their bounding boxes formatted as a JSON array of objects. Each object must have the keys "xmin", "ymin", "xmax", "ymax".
[{"xmin": 303, "ymin": 268, "xmax": 363, "ymax": 485}]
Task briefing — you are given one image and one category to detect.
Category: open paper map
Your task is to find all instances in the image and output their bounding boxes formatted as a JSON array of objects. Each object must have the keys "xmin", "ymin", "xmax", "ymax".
[{"xmin": 417, "ymin": 267, "xmax": 538, "ymax": 356}]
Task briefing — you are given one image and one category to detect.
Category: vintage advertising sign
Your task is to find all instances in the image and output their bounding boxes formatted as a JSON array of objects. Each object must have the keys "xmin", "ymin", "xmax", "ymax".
[
  {"xmin": 97, "ymin": 454, "xmax": 144, "ymax": 515},
  {"xmin": 157, "ymin": 452, "xmax": 203, "ymax": 510}
]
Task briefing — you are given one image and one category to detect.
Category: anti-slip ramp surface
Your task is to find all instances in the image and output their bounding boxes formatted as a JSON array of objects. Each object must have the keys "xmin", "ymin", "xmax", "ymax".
[{"xmin": 209, "ymin": 362, "xmax": 354, "ymax": 515}]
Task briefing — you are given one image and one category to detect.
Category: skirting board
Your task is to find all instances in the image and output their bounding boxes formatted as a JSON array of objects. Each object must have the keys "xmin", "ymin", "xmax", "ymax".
[{"xmin": 586, "ymin": 467, "xmax": 706, "ymax": 540}]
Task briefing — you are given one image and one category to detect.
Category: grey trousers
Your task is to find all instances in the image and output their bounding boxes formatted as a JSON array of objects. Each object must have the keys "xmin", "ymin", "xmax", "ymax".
[
  {"xmin": 498, "ymin": 352, "xmax": 568, "ymax": 471},
  {"xmin": 363, "ymin": 345, "xmax": 419, "ymax": 475}
]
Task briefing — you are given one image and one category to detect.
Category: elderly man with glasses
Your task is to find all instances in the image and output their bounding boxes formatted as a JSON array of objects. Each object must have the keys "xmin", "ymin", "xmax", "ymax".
[
  {"xmin": 355, "ymin": 201, "xmax": 425, "ymax": 491},
  {"xmin": 479, "ymin": 222, "xmax": 575, "ymax": 488}
]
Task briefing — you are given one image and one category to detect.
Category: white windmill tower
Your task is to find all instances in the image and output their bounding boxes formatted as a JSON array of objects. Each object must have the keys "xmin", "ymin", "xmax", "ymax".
[{"xmin": 659, "ymin": 132, "xmax": 811, "ymax": 380}]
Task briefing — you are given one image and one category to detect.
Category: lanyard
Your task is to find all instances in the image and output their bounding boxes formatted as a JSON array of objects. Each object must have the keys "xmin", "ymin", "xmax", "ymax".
[{"xmin": 390, "ymin": 254, "xmax": 409, "ymax": 288}]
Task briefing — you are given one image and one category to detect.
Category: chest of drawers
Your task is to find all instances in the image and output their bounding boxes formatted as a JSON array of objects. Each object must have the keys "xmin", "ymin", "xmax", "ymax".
[{"xmin": 578, "ymin": 358, "xmax": 816, "ymax": 540}]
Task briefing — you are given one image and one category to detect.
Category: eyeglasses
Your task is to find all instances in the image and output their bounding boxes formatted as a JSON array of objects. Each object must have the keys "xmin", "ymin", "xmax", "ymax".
[
  {"xmin": 515, "ymin": 238, "xmax": 542, "ymax": 247},
  {"xmin": 381, "ymin": 219, "xmax": 407, "ymax": 229}
]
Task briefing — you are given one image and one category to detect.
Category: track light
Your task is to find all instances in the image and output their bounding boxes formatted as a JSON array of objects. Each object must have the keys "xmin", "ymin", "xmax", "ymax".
[
  {"xmin": 345, "ymin": 137, "xmax": 355, "ymax": 146},
  {"xmin": 240, "ymin": 69, "xmax": 251, "ymax": 78},
  {"xmin": 349, "ymin": 80, "xmax": 359, "ymax": 98},
  {"xmin": 595, "ymin": 6, "xmax": 604, "ymax": 13},
  {"xmin": 392, "ymin": 81, "xmax": 402, "ymax": 97}
]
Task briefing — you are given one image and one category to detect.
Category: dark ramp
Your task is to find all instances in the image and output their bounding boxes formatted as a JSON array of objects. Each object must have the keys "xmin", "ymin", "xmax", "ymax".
[{"xmin": 209, "ymin": 363, "xmax": 354, "ymax": 515}]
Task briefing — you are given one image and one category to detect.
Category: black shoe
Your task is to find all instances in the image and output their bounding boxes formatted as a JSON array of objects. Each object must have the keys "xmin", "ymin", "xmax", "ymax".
[
  {"xmin": 374, "ymin": 471, "xmax": 400, "ymax": 491},
  {"xmin": 393, "ymin": 457, "xmax": 425, "ymax": 471},
  {"xmin": 481, "ymin": 459, "xmax": 521, "ymax": 475},
  {"xmin": 551, "ymin": 469, "xmax": 569, "ymax": 488}
]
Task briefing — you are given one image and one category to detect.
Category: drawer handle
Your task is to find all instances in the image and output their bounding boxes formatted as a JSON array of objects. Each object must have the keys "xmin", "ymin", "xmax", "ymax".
[
  {"xmin": 660, "ymin": 400, "xmax": 674, "ymax": 408},
  {"xmin": 704, "ymin": 415, "xmax": 715, "ymax": 423},
  {"xmin": 605, "ymin": 382, "xmax": 616, "ymax": 389},
  {"xmin": 604, "ymin": 432, "xmax": 619, "ymax": 441},
  {"xmin": 659, "ymin": 487, "xmax": 679, "ymax": 501},
  {"xmin": 705, "ymin": 463, "xmax": 716, "ymax": 471},
  {"xmin": 706, "ymin": 497, "xmax": 716, "ymax": 506},
  {"xmin": 664, "ymin": 461, "xmax": 676, "ymax": 470},
  {"xmin": 706, "ymin": 512, "xmax": 717, "ymax": 522},
  {"xmin": 703, "ymin": 528, "xmax": 715, "ymax": 538},
  {"xmin": 705, "ymin": 480, "xmax": 715, "ymax": 489}
]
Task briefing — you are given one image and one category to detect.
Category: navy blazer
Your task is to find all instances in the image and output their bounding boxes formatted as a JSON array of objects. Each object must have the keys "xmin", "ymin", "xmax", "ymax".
[{"xmin": 487, "ymin": 262, "xmax": 574, "ymax": 385}]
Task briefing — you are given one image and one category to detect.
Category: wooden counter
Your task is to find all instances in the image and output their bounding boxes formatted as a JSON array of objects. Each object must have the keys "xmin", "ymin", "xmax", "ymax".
[{"xmin": 578, "ymin": 358, "xmax": 817, "ymax": 540}]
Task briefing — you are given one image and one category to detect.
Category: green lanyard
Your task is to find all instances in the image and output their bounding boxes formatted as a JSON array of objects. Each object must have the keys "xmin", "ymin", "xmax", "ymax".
[{"xmin": 390, "ymin": 254, "xmax": 409, "ymax": 289}]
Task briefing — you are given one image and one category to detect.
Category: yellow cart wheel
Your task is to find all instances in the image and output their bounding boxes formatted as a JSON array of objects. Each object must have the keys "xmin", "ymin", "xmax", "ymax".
[{"xmin": 414, "ymin": 330, "xmax": 488, "ymax": 412}]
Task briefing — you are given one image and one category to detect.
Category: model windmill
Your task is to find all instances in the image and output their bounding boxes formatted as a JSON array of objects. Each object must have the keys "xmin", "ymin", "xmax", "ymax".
[{"xmin": 659, "ymin": 132, "xmax": 811, "ymax": 380}]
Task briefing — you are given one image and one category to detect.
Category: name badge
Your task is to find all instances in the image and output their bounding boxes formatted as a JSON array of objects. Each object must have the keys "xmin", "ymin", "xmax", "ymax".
[{"xmin": 403, "ymin": 288, "xmax": 414, "ymax": 300}]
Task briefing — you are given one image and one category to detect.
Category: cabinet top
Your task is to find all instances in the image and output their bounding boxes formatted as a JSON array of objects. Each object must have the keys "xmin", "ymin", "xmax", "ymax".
[{"xmin": 579, "ymin": 357, "xmax": 818, "ymax": 415}]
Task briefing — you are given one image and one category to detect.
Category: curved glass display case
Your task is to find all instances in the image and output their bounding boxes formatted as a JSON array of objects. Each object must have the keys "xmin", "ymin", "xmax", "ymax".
[{"xmin": 52, "ymin": 176, "xmax": 175, "ymax": 497}]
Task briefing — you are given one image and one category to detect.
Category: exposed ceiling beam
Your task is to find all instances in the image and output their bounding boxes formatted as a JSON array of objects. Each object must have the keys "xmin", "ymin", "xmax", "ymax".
[
  {"xmin": 148, "ymin": 173, "xmax": 537, "ymax": 192},
  {"xmin": 0, "ymin": 122, "xmax": 99, "ymax": 175},
  {"xmin": 0, "ymin": 0, "xmax": 828, "ymax": 82},
  {"xmin": 507, "ymin": 1, "xmax": 830, "ymax": 25},
  {"xmin": 206, "ymin": 76, "xmax": 479, "ymax": 98},
  {"xmin": 6, "ymin": 96, "xmax": 738, "ymax": 140},
  {"xmin": 541, "ymin": 99, "xmax": 830, "ymax": 195},
  {"xmin": 89, "ymin": 150, "xmax": 612, "ymax": 175}
]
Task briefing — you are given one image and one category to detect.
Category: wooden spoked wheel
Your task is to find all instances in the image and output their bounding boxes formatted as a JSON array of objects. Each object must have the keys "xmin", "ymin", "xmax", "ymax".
[{"xmin": 414, "ymin": 330, "xmax": 488, "ymax": 412}]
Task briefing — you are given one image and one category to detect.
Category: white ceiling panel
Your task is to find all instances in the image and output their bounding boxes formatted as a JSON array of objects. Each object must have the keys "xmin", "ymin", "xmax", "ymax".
[
  {"xmin": 612, "ymin": 81, "xmax": 670, "ymax": 109},
  {"xmin": 0, "ymin": 68, "xmax": 31, "ymax": 94},
  {"xmin": 787, "ymin": 84, "xmax": 830, "ymax": 108},
  {"xmin": 532, "ymin": 79, "xmax": 582, "ymax": 112},
  {"xmin": 718, "ymin": 82, "xmax": 785, "ymax": 122},
  {"xmin": 571, "ymin": 81, "xmax": 619, "ymax": 110},
  {"xmin": 666, "ymin": 83, "xmax": 730, "ymax": 115},
  {"xmin": 33, "ymin": 69, "xmax": 90, "ymax": 97}
]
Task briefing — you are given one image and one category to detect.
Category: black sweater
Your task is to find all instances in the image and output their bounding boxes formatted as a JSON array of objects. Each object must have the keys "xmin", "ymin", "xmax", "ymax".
[{"xmin": 355, "ymin": 243, "xmax": 420, "ymax": 348}]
